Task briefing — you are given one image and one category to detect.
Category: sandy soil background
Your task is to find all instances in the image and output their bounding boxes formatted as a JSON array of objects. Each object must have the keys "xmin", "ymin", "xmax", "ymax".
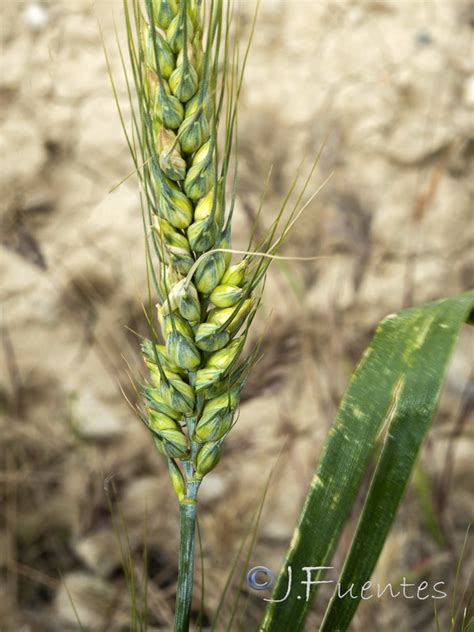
[{"xmin": 1, "ymin": 0, "xmax": 473, "ymax": 630}]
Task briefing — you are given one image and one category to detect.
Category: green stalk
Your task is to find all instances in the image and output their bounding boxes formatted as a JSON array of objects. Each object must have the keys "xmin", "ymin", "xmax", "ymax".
[
  {"xmin": 174, "ymin": 488, "xmax": 198, "ymax": 632},
  {"xmin": 175, "ymin": 412, "xmax": 200, "ymax": 632}
]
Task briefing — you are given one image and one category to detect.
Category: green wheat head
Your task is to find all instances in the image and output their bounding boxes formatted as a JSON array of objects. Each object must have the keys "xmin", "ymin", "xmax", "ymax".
[{"xmin": 120, "ymin": 0, "xmax": 315, "ymax": 499}]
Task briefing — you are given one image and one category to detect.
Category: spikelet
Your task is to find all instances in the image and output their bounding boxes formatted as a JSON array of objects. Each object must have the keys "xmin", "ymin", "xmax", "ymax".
[{"xmin": 195, "ymin": 441, "xmax": 223, "ymax": 478}]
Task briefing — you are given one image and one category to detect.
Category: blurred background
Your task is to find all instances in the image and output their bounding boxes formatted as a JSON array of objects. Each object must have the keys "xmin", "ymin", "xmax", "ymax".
[{"xmin": 1, "ymin": 0, "xmax": 473, "ymax": 630}]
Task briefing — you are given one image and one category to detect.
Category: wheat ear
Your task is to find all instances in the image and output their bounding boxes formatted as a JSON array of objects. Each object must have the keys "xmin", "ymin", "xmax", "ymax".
[{"xmin": 121, "ymin": 1, "xmax": 318, "ymax": 628}]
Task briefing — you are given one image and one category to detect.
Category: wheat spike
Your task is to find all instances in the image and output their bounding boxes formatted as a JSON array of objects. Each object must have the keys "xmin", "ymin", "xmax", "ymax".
[
  {"xmin": 122, "ymin": 1, "xmax": 318, "ymax": 626},
  {"xmin": 127, "ymin": 0, "xmax": 257, "ymax": 494}
]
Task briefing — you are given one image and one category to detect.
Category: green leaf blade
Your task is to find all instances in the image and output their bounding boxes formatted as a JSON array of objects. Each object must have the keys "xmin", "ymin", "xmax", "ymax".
[
  {"xmin": 321, "ymin": 291, "xmax": 474, "ymax": 631},
  {"xmin": 261, "ymin": 291, "xmax": 474, "ymax": 632}
]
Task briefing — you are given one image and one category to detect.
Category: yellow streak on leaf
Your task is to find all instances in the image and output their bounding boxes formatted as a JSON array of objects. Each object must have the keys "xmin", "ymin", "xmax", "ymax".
[{"xmin": 376, "ymin": 375, "xmax": 405, "ymax": 444}]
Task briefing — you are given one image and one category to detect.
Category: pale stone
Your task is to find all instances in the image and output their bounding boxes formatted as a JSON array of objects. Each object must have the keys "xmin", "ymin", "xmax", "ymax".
[
  {"xmin": 463, "ymin": 75, "xmax": 474, "ymax": 108},
  {"xmin": 74, "ymin": 528, "xmax": 121, "ymax": 577},
  {"xmin": 76, "ymin": 97, "xmax": 131, "ymax": 176},
  {"xmin": 0, "ymin": 118, "xmax": 47, "ymax": 212},
  {"xmin": 73, "ymin": 390, "xmax": 125, "ymax": 441},
  {"xmin": 54, "ymin": 572, "xmax": 114, "ymax": 628},
  {"xmin": 199, "ymin": 472, "xmax": 228, "ymax": 504},
  {"xmin": 23, "ymin": 3, "xmax": 49, "ymax": 31}
]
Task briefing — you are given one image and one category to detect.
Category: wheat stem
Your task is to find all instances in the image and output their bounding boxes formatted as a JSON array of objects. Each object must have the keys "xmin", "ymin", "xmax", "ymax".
[{"xmin": 175, "ymin": 495, "xmax": 198, "ymax": 632}]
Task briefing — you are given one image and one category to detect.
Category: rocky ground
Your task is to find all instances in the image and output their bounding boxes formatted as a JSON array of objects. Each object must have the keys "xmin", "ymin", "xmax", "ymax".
[{"xmin": 1, "ymin": 1, "xmax": 473, "ymax": 630}]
